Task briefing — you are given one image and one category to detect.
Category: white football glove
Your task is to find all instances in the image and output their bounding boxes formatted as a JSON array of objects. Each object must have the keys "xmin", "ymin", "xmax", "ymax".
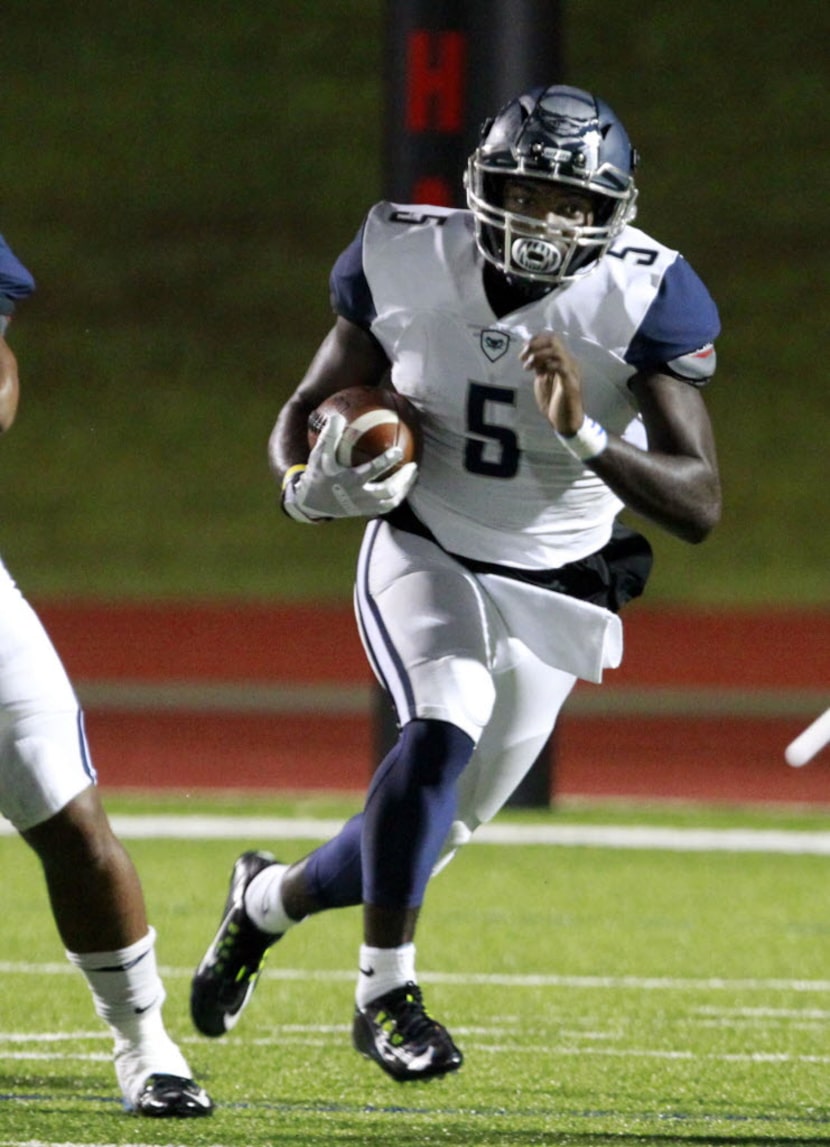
[{"xmin": 282, "ymin": 411, "xmax": 418, "ymax": 523}]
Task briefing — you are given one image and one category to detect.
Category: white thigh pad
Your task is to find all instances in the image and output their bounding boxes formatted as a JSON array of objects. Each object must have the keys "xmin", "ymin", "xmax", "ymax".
[
  {"xmin": 356, "ymin": 523, "xmax": 499, "ymax": 741},
  {"xmin": 0, "ymin": 710, "xmax": 95, "ymax": 831},
  {"xmin": 0, "ymin": 564, "xmax": 96, "ymax": 830},
  {"xmin": 406, "ymin": 650, "xmax": 496, "ymax": 742}
]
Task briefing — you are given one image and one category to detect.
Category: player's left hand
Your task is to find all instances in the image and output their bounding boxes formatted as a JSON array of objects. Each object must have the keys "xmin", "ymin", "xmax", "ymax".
[{"xmin": 521, "ymin": 331, "xmax": 585, "ymax": 435}]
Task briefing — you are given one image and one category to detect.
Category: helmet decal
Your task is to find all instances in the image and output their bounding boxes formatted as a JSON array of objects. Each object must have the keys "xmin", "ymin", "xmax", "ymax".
[{"xmin": 511, "ymin": 237, "xmax": 564, "ymax": 276}]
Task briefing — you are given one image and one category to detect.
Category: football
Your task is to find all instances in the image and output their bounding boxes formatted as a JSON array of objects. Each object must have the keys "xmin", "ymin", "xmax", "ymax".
[{"xmin": 308, "ymin": 386, "xmax": 422, "ymax": 475}]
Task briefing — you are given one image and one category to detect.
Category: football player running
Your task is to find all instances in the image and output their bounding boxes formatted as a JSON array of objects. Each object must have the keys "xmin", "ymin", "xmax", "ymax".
[
  {"xmin": 191, "ymin": 85, "xmax": 721, "ymax": 1083},
  {"xmin": 0, "ymin": 236, "xmax": 212, "ymax": 1117}
]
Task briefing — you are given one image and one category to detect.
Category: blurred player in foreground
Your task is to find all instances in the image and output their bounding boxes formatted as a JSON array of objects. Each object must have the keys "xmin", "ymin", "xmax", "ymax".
[
  {"xmin": 192, "ymin": 85, "xmax": 722, "ymax": 1081},
  {"xmin": 0, "ymin": 235, "xmax": 212, "ymax": 1117},
  {"xmin": 785, "ymin": 707, "xmax": 830, "ymax": 768}
]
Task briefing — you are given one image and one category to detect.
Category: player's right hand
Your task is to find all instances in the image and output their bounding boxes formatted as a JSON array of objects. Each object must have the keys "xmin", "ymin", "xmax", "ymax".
[{"xmin": 282, "ymin": 412, "xmax": 418, "ymax": 523}]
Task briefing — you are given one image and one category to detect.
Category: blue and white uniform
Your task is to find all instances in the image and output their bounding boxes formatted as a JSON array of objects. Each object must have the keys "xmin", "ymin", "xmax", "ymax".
[
  {"xmin": 333, "ymin": 203, "xmax": 718, "ymax": 569},
  {"xmin": 331, "ymin": 204, "xmax": 719, "ymax": 845},
  {"xmin": 0, "ymin": 236, "xmax": 96, "ymax": 831}
]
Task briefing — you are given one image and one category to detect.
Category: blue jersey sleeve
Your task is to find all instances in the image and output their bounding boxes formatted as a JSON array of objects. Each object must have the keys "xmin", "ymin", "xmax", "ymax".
[
  {"xmin": 329, "ymin": 219, "xmax": 377, "ymax": 329},
  {"xmin": 0, "ymin": 234, "xmax": 36, "ymax": 314},
  {"xmin": 625, "ymin": 256, "xmax": 720, "ymax": 380}
]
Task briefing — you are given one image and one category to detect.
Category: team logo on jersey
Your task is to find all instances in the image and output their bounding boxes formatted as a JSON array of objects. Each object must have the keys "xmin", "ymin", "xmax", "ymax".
[{"xmin": 480, "ymin": 329, "xmax": 510, "ymax": 362}]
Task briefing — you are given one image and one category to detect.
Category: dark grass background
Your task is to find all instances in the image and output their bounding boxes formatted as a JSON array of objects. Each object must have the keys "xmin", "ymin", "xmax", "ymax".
[{"xmin": 0, "ymin": 1, "xmax": 827, "ymax": 603}]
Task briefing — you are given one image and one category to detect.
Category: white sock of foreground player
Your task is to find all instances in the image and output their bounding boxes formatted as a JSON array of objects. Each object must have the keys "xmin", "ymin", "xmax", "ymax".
[
  {"xmin": 66, "ymin": 927, "xmax": 191, "ymax": 1104},
  {"xmin": 356, "ymin": 942, "xmax": 416, "ymax": 1008},
  {"xmin": 243, "ymin": 862, "xmax": 296, "ymax": 934}
]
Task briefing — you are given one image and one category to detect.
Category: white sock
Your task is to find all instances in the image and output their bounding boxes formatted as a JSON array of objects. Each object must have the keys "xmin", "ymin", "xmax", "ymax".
[
  {"xmin": 66, "ymin": 926, "xmax": 190, "ymax": 1102},
  {"xmin": 66, "ymin": 926, "xmax": 165, "ymax": 1025},
  {"xmin": 243, "ymin": 863, "xmax": 296, "ymax": 935},
  {"xmin": 356, "ymin": 943, "xmax": 416, "ymax": 1009}
]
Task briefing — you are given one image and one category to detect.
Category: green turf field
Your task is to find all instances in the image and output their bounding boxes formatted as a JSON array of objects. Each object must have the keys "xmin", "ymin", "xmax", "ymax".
[{"xmin": 3, "ymin": 793, "xmax": 830, "ymax": 1144}]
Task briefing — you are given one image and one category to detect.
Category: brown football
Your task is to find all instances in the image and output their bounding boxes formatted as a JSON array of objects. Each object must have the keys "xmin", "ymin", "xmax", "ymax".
[{"xmin": 308, "ymin": 386, "xmax": 422, "ymax": 475}]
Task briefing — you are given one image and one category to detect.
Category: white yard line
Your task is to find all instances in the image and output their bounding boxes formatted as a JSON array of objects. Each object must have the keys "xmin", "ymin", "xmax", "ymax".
[
  {"xmin": 3, "ymin": 814, "xmax": 830, "ymax": 855},
  {"xmin": 2, "ymin": 1040, "xmax": 829, "ymax": 1067},
  {"xmin": 0, "ymin": 1142, "xmax": 211, "ymax": 1147},
  {"xmin": 1, "ymin": 962, "xmax": 829, "ymax": 993}
]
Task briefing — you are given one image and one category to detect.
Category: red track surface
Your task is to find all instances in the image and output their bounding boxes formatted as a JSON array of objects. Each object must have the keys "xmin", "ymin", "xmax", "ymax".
[{"xmin": 34, "ymin": 601, "xmax": 830, "ymax": 806}]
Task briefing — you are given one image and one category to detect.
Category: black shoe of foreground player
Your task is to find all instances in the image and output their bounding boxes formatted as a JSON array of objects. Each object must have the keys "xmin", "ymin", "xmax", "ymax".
[
  {"xmin": 352, "ymin": 981, "xmax": 463, "ymax": 1082},
  {"xmin": 190, "ymin": 850, "xmax": 281, "ymax": 1037},
  {"xmin": 132, "ymin": 1074, "xmax": 214, "ymax": 1118}
]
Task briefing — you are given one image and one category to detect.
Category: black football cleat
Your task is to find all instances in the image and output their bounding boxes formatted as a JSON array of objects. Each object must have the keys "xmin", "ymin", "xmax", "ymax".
[
  {"xmin": 190, "ymin": 850, "xmax": 281, "ymax": 1037},
  {"xmin": 352, "ymin": 981, "xmax": 463, "ymax": 1082},
  {"xmin": 131, "ymin": 1073, "xmax": 213, "ymax": 1118}
]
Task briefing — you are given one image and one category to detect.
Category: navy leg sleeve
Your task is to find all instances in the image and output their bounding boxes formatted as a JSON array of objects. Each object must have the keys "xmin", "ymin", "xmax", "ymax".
[
  {"xmin": 361, "ymin": 718, "xmax": 475, "ymax": 909},
  {"xmin": 303, "ymin": 812, "xmax": 364, "ymax": 909}
]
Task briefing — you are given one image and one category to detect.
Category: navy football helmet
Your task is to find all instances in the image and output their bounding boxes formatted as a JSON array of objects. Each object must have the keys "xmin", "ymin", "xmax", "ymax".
[{"xmin": 466, "ymin": 85, "xmax": 639, "ymax": 286}]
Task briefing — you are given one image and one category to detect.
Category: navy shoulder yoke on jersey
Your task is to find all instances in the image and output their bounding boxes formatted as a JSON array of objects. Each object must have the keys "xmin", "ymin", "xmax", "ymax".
[
  {"xmin": 331, "ymin": 205, "xmax": 460, "ymax": 332},
  {"xmin": 0, "ymin": 234, "xmax": 36, "ymax": 333},
  {"xmin": 331, "ymin": 204, "xmax": 719, "ymax": 385},
  {"xmin": 622, "ymin": 250, "xmax": 719, "ymax": 384},
  {"xmin": 0, "ymin": 235, "xmax": 35, "ymax": 306}
]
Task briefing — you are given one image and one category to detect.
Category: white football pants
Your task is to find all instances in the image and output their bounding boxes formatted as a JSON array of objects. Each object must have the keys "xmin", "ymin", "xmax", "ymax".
[
  {"xmin": 354, "ymin": 520, "xmax": 581, "ymax": 857},
  {"xmin": 0, "ymin": 559, "xmax": 95, "ymax": 831}
]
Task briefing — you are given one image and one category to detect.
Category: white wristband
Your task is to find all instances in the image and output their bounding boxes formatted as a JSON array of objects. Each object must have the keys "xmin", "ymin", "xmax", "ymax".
[{"xmin": 556, "ymin": 416, "xmax": 608, "ymax": 462}]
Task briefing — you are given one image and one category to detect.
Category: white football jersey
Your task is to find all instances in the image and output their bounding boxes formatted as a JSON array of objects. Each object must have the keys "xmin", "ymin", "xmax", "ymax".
[{"xmin": 331, "ymin": 203, "xmax": 719, "ymax": 570}]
